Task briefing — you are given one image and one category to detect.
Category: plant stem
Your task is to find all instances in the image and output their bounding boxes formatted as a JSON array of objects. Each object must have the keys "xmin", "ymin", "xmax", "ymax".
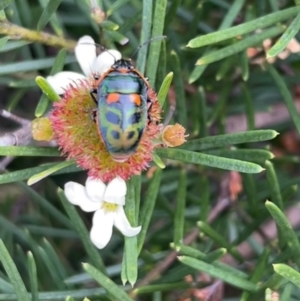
[{"xmin": 0, "ymin": 21, "xmax": 76, "ymax": 49}]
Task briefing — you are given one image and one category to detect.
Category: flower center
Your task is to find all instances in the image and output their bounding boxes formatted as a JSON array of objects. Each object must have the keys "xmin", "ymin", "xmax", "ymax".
[{"xmin": 101, "ymin": 202, "xmax": 118, "ymax": 212}]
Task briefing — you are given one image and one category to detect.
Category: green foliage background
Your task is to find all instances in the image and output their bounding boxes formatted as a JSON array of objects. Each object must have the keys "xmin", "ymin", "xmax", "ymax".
[{"xmin": 1, "ymin": 0, "xmax": 300, "ymax": 300}]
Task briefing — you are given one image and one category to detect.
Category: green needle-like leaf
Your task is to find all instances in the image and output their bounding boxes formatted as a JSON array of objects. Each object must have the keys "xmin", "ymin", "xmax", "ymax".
[
  {"xmin": 105, "ymin": 30, "xmax": 129, "ymax": 45},
  {"xmin": 196, "ymin": 26, "xmax": 284, "ymax": 66},
  {"xmin": 179, "ymin": 256, "xmax": 257, "ymax": 291},
  {"xmin": 0, "ymin": 56, "xmax": 76, "ymax": 75},
  {"xmin": 138, "ymin": 169, "xmax": 162, "ymax": 253},
  {"xmin": 205, "ymin": 248, "xmax": 227, "ymax": 263},
  {"xmin": 174, "ymin": 171, "xmax": 187, "ymax": 245},
  {"xmin": 0, "ymin": 0, "xmax": 13, "ymax": 10},
  {"xmin": 27, "ymin": 160, "xmax": 74, "ymax": 186},
  {"xmin": 106, "ymin": 0, "xmax": 131, "ymax": 16},
  {"xmin": 0, "ymin": 163, "xmax": 81, "ymax": 184},
  {"xmin": 35, "ymin": 76, "xmax": 60, "ymax": 102},
  {"xmin": 123, "ymin": 177, "xmax": 139, "ymax": 287},
  {"xmin": 0, "ymin": 146, "xmax": 59, "ymax": 156},
  {"xmin": 265, "ymin": 160, "xmax": 283, "ymax": 209},
  {"xmin": 267, "ymin": 12, "xmax": 300, "ymax": 58},
  {"xmin": 27, "ymin": 252, "xmax": 38, "ymax": 301},
  {"xmin": 134, "ymin": 282, "xmax": 190, "ymax": 294},
  {"xmin": 136, "ymin": 0, "xmax": 153, "ymax": 74},
  {"xmin": 157, "ymin": 72, "xmax": 173, "ymax": 108},
  {"xmin": 181, "ymin": 130, "xmax": 279, "ymax": 151},
  {"xmin": 157, "ymin": 149, "xmax": 264, "ymax": 173},
  {"xmin": 219, "ymin": 0, "xmax": 246, "ymax": 30},
  {"xmin": 100, "ymin": 20, "xmax": 119, "ymax": 31},
  {"xmin": 273, "ymin": 264, "xmax": 300, "ymax": 288},
  {"xmin": 265, "ymin": 201, "xmax": 300, "ymax": 269},
  {"xmin": 146, "ymin": 0, "xmax": 167, "ymax": 87},
  {"xmin": 207, "ymin": 149, "xmax": 274, "ymax": 164},
  {"xmin": 35, "ymin": 48, "xmax": 66, "ymax": 117},
  {"xmin": 0, "ymin": 239, "xmax": 31, "ymax": 301},
  {"xmin": 265, "ymin": 63, "xmax": 300, "ymax": 135},
  {"xmin": 240, "ymin": 249, "xmax": 269, "ymax": 301},
  {"xmin": 0, "ymin": 36, "xmax": 8, "ymax": 49},
  {"xmin": 170, "ymin": 51, "xmax": 187, "ymax": 127},
  {"xmin": 198, "ymin": 221, "xmax": 242, "ymax": 261},
  {"xmin": 187, "ymin": 7, "xmax": 300, "ymax": 48},
  {"xmin": 83, "ymin": 263, "xmax": 134, "ymax": 301},
  {"xmin": 37, "ymin": 0, "xmax": 62, "ymax": 31}
]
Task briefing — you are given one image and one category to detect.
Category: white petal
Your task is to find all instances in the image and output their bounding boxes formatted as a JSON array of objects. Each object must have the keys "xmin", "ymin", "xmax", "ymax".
[
  {"xmin": 104, "ymin": 177, "xmax": 127, "ymax": 205},
  {"xmin": 114, "ymin": 206, "xmax": 141, "ymax": 237},
  {"xmin": 75, "ymin": 36, "xmax": 97, "ymax": 76},
  {"xmin": 94, "ymin": 50, "xmax": 122, "ymax": 75},
  {"xmin": 46, "ymin": 71, "xmax": 85, "ymax": 94},
  {"xmin": 85, "ymin": 177, "xmax": 106, "ymax": 202},
  {"xmin": 90, "ymin": 209, "xmax": 114, "ymax": 249},
  {"xmin": 64, "ymin": 181, "xmax": 100, "ymax": 212}
]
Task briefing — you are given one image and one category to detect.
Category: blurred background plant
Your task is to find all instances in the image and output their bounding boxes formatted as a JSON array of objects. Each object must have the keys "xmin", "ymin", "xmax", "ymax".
[{"xmin": 1, "ymin": 0, "xmax": 300, "ymax": 300}]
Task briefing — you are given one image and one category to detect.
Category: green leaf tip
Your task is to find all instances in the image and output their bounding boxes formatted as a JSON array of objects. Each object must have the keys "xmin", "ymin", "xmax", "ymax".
[
  {"xmin": 273, "ymin": 263, "xmax": 300, "ymax": 288},
  {"xmin": 196, "ymin": 59, "xmax": 204, "ymax": 65},
  {"xmin": 35, "ymin": 76, "xmax": 60, "ymax": 102}
]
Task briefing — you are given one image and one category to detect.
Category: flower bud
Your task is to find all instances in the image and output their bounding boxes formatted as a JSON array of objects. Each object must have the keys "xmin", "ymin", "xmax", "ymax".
[
  {"xmin": 162, "ymin": 123, "xmax": 188, "ymax": 147},
  {"xmin": 31, "ymin": 117, "xmax": 53, "ymax": 141}
]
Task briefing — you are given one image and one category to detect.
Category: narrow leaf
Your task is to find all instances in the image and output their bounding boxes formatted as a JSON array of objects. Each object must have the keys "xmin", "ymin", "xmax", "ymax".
[
  {"xmin": 174, "ymin": 171, "xmax": 187, "ymax": 244},
  {"xmin": 181, "ymin": 130, "xmax": 279, "ymax": 151},
  {"xmin": 196, "ymin": 26, "xmax": 284, "ymax": 66},
  {"xmin": 265, "ymin": 63, "xmax": 300, "ymax": 134},
  {"xmin": 83, "ymin": 263, "xmax": 134, "ymax": 301},
  {"xmin": 136, "ymin": 0, "xmax": 153, "ymax": 74},
  {"xmin": 0, "ymin": 36, "xmax": 9, "ymax": 49},
  {"xmin": 267, "ymin": 12, "xmax": 300, "ymax": 58},
  {"xmin": 157, "ymin": 149, "xmax": 264, "ymax": 173},
  {"xmin": 157, "ymin": 72, "xmax": 173, "ymax": 108},
  {"xmin": 170, "ymin": 51, "xmax": 187, "ymax": 127},
  {"xmin": 146, "ymin": 0, "xmax": 168, "ymax": 87},
  {"xmin": 265, "ymin": 160, "xmax": 283, "ymax": 209},
  {"xmin": 123, "ymin": 177, "xmax": 139, "ymax": 287},
  {"xmin": 179, "ymin": 256, "xmax": 257, "ymax": 291},
  {"xmin": 187, "ymin": 7, "xmax": 300, "ymax": 48},
  {"xmin": 27, "ymin": 160, "xmax": 74, "ymax": 186},
  {"xmin": 0, "ymin": 239, "xmax": 31, "ymax": 301},
  {"xmin": 138, "ymin": 169, "xmax": 162, "ymax": 253},
  {"xmin": 0, "ymin": 56, "xmax": 76, "ymax": 75},
  {"xmin": 35, "ymin": 48, "xmax": 67, "ymax": 117},
  {"xmin": 198, "ymin": 221, "xmax": 242, "ymax": 261},
  {"xmin": 0, "ymin": 146, "xmax": 59, "ymax": 156},
  {"xmin": 0, "ymin": 0, "xmax": 12, "ymax": 10},
  {"xmin": 35, "ymin": 76, "xmax": 60, "ymax": 102},
  {"xmin": 0, "ymin": 163, "xmax": 81, "ymax": 184},
  {"xmin": 265, "ymin": 201, "xmax": 300, "ymax": 269},
  {"xmin": 27, "ymin": 252, "xmax": 38, "ymax": 301},
  {"xmin": 37, "ymin": 0, "xmax": 62, "ymax": 31},
  {"xmin": 273, "ymin": 264, "xmax": 300, "ymax": 288}
]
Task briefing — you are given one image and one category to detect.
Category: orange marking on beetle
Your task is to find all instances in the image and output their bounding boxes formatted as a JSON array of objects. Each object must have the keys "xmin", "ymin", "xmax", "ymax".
[
  {"xmin": 106, "ymin": 93, "xmax": 119, "ymax": 104},
  {"xmin": 129, "ymin": 94, "xmax": 141, "ymax": 106}
]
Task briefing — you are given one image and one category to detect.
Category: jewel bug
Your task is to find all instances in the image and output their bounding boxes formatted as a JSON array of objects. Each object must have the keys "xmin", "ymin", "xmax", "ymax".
[{"xmin": 90, "ymin": 37, "xmax": 166, "ymax": 162}]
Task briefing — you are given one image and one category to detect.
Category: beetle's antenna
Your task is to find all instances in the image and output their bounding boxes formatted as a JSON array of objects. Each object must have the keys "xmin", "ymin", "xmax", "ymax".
[
  {"xmin": 78, "ymin": 42, "xmax": 117, "ymax": 62},
  {"xmin": 130, "ymin": 36, "xmax": 167, "ymax": 59}
]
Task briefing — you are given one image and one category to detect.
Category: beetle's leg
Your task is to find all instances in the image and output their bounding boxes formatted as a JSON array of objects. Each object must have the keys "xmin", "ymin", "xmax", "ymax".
[
  {"xmin": 90, "ymin": 89, "xmax": 98, "ymax": 104},
  {"xmin": 146, "ymin": 101, "xmax": 153, "ymax": 124},
  {"xmin": 91, "ymin": 108, "xmax": 97, "ymax": 122},
  {"xmin": 163, "ymin": 104, "xmax": 176, "ymax": 127}
]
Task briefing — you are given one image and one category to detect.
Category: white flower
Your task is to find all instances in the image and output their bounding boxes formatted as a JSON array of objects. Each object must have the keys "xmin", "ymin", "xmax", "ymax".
[
  {"xmin": 64, "ymin": 177, "xmax": 141, "ymax": 249},
  {"xmin": 47, "ymin": 36, "xmax": 122, "ymax": 94}
]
